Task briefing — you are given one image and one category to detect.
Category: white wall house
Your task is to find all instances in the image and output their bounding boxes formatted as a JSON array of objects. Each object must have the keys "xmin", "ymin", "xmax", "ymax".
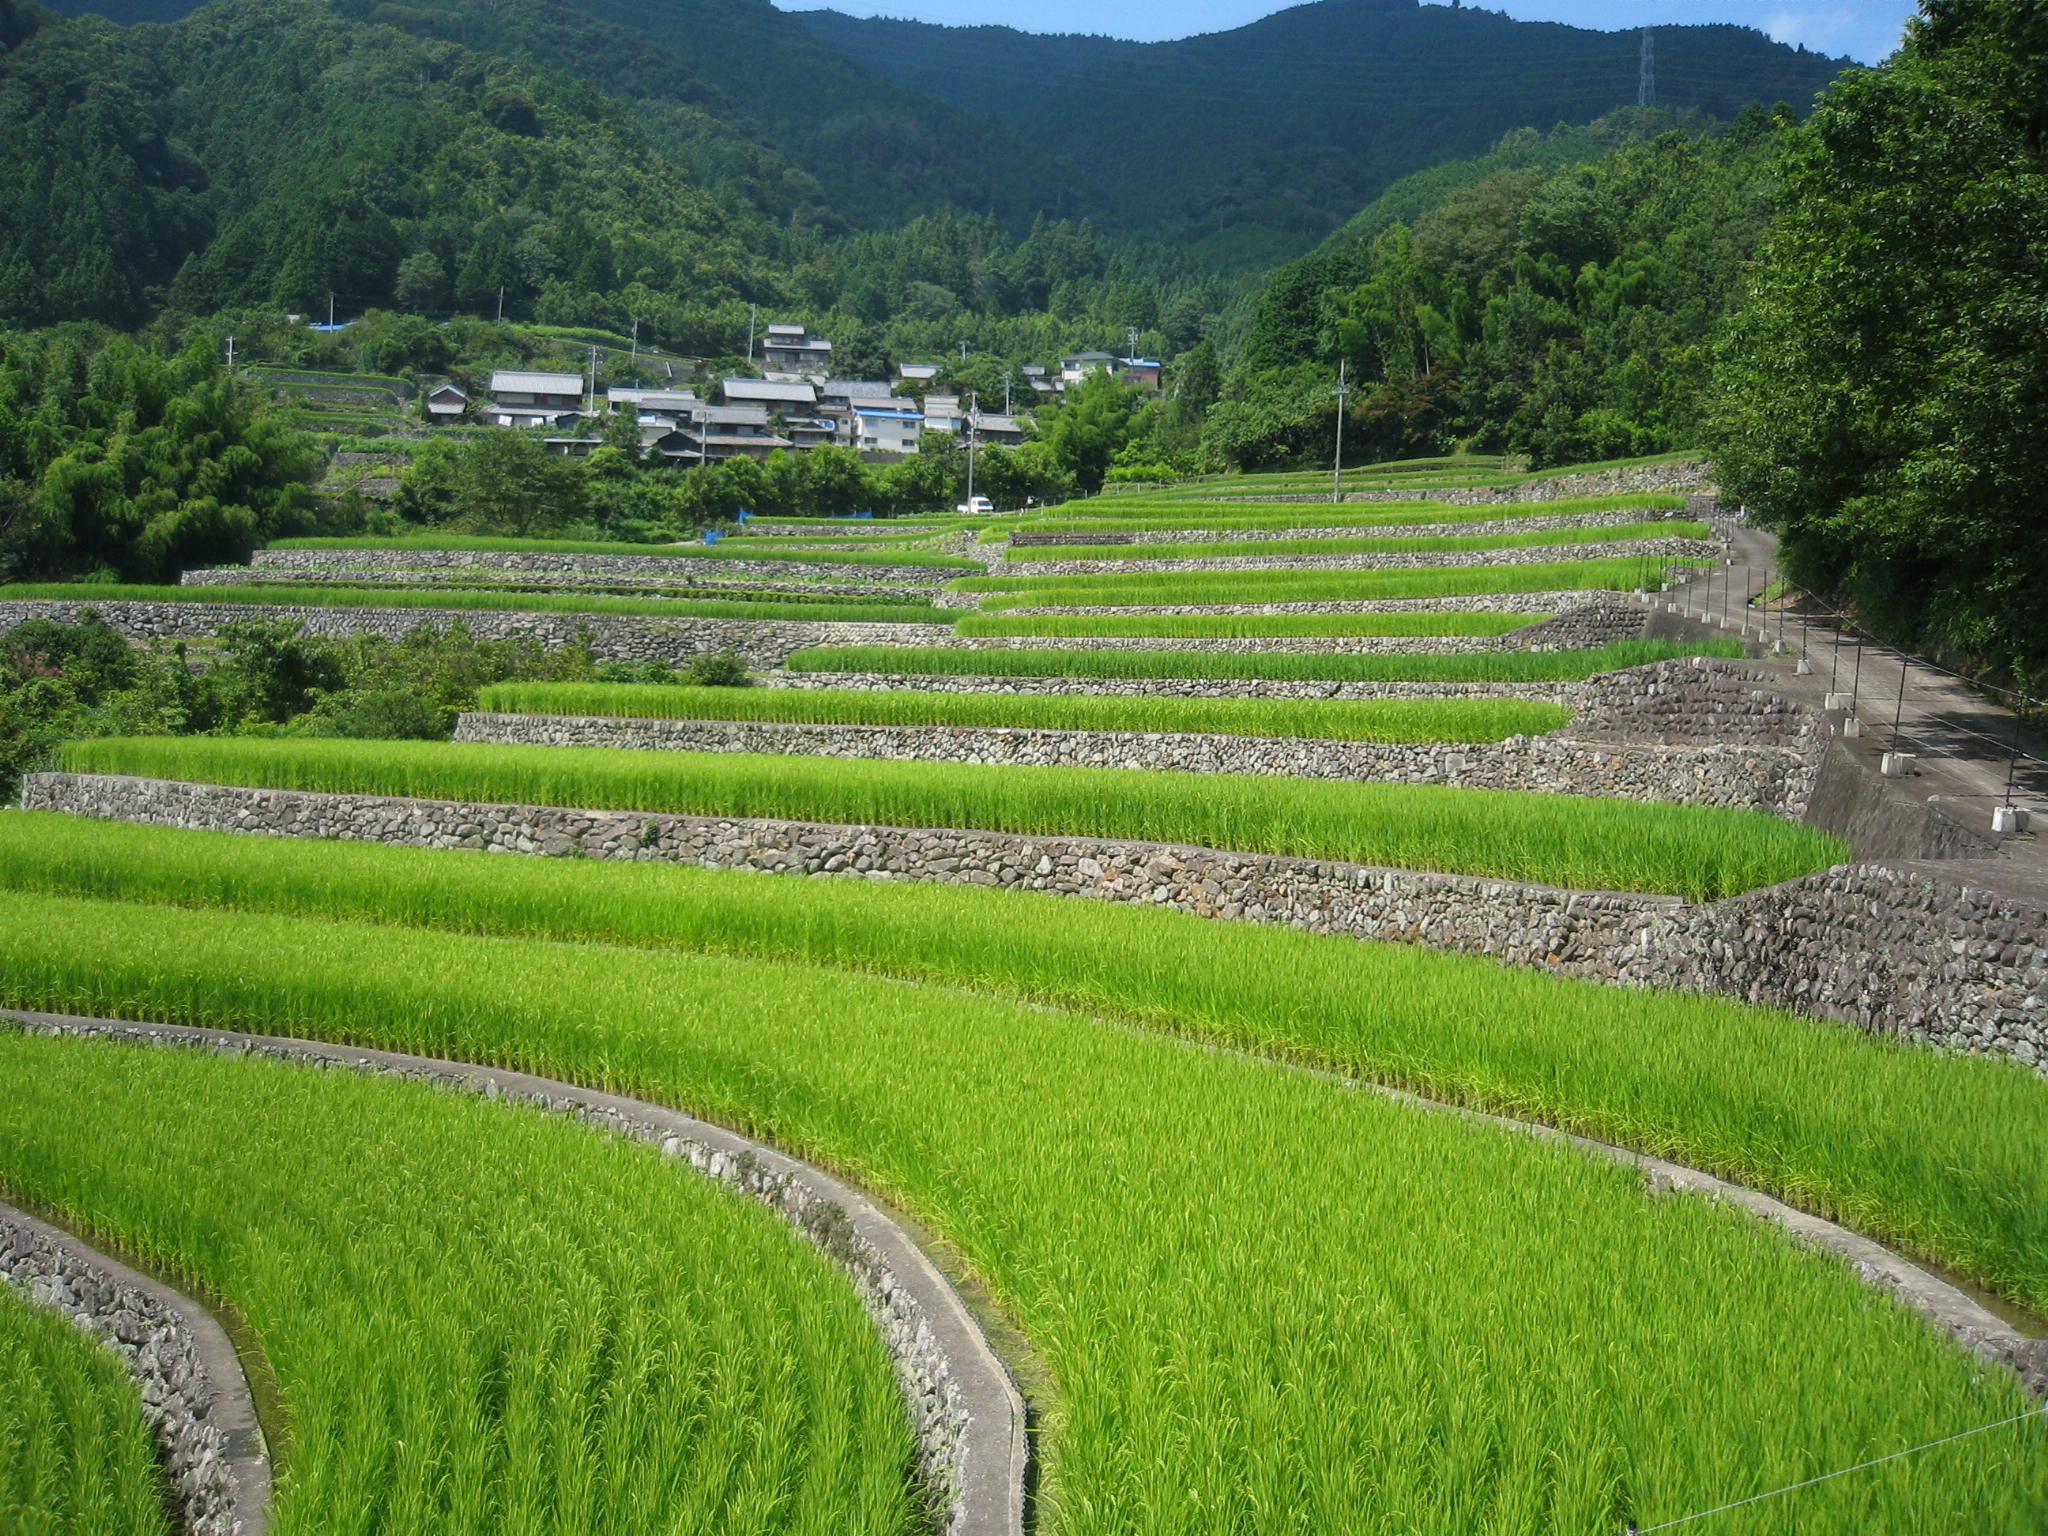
[{"xmin": 853, "ymin": 406, "xmax": 922, "ymax": 455}]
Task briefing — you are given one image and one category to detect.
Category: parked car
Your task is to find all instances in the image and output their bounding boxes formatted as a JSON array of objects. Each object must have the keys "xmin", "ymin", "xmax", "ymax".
[{"xmin": 955, "ymin": 496, "xmax": 994, "ymax": 514}]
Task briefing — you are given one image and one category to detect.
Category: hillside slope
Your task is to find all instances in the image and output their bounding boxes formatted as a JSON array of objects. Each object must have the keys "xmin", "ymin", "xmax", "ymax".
[{"xmin": 800, "ymin": 0, "xmax": 1852, "ymax": 265}]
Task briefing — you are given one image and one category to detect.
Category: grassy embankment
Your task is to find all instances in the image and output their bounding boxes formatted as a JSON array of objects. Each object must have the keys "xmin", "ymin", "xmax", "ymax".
[
  {"xmin": 1005, "ymin": 520, "xmax": 1707, "ymax": 563},
  {"xmin": 58, "ymin": 736, "xmax": 1839, "ymax": 899},
  {"xmin": 0, "ymin": 1277, "xmax": 170, "ymax": 1535},
  {"xmin": 263, "ymin": 536, "xmax": 980, "ymax": 570},
  {"xmin": 473, "ymin": 682, "xmax": 1571, "ymax": 743},
  {"xmin": 788, "ymin": 638, "xmax": 1743, "ymax": 684},
  {"xmin": 0, "ymin": 1026, "xmax": 915, "ymax": 1534},
  {"xmin": 0, "ymin": 880, "xmax": 2036, "ymax": 1534},
  {"xmin": 0, "ymin": 585, "xmax": 943, "ymax": 626},
  {"xmin": 957, "ymin": 555, "xmax": 1711, "ymax": 610}
]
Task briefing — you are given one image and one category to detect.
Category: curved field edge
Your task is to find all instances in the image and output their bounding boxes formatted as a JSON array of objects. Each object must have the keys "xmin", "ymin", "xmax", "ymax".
[
  {"xmin": 0, "ymin": 815, "xmax": 2042, "ymax": 1321},
  {"xmin": 468, "ymin": 684, "xmax": 1573, "ymax": 744},
  {"xmin": 0, "ymin": 886, "xmax": 2038, "ymax": 1534},
  {"xmin": 0, "ymin": 585, "xmax": 942, "ymax": 626},
  {"xmin": 50, "ymin": 738, "xmax": 1843, "ymax": 901},
  {"xmin": 0, "ymin": 1024, "xmax": 921, "ymax": 1536},
  {"xmin": 0, "ymin": 1265, "xmax": 172, "ymax": 1535}
]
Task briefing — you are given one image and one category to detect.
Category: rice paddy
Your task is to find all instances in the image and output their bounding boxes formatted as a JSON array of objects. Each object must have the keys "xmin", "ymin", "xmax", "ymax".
[
  {"xmin": 951, "ymin": 610, "xmax": 1541, "ymax": 639},
  {"xmin": 0, "ymin": 1023, "xmax": 917, "ymax": 1535},
  {"xmin": 0, "ymin": 1274, "xmax": 171, "ymax": 1536},
  {"xmin": 786, "ymin": 637, "xmax": 1743, "ymax": 683},
  {"xmin": 4, "ymin": 584, "xmax": 943, "ymax": 625},
  {"xmin": 1006, "ymin": 492, "xmax": 1687, "ymax": 534},
  {"xmin": 54, "ymin": 735, "xmax": 1843, "ymax": 898},
  {"xmin": 471, "ymin": 681, "xmax": 1571, "ymax": 742},
  {"xmin": 0, "ymin": 887, "xmax": 2039, "ymax": 1535},
  {"xmin": 954, "ymin": 555, "xmax": 1712, "ymax": 609},
  {"xmin": 1006, "ymin": 519, "xmax": 1708, "ymax": 563}
]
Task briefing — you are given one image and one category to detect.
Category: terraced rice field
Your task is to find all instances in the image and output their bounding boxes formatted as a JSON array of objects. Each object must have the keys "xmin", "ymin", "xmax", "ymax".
[
  {"xmin": 788, "ymin": 637, "xmax": 1742, "ymax": 682},
  {"xmin": 56, "ymin": 735, "xmax": 1842, "ymax": 897},
  {"xmin": 10, "ymin": 456, "xmax": 2042, "ymax": 1535},
  {"xmin": 474, "ymin": 681, "xmax": 1571, "ymax": 741},
  {"xmin": 0, "ymin": 1024, "xmax": 916, "ymax": 1534},
  {"xmin": 0, "ymin": 1275, "xmax": 170, "ymax": 1536},
  {"xmin": 0, "ymin": 886, "xmax": 2040, "ymax": 1534},
  {"xmin": 957, "ymin": 555, "xmax": 1710, "ymax": 609}
]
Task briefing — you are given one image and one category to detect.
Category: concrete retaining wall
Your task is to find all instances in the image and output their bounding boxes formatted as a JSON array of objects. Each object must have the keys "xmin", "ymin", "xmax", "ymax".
[
  {"xmin": 0, "ymin": 1198, "xmax": 268, "ymax": 1536},
  {"xmin": 0, "ymin": 600, "xmax": 953, "ymax": 668},
  {"xmin": 453, "ymin": 712, "xmax": 1814, "ymax": 814},
  {"xmin": 27, "ymin": 773, "xmax": 2044, "ymax": 1071}
]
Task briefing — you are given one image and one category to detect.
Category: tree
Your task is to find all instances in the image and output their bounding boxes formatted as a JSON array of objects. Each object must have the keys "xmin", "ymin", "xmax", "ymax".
[
  {"xmin": 1040, "ymin": 369, "xmax": 1143, "ymax": 493},
  {"xmin": 1711, "ymin": 0, "xmax": 2048, "ymax": 681},
  {"xmin": 395, "ymin": 433, "xmax": 587, "ymax": 535}
]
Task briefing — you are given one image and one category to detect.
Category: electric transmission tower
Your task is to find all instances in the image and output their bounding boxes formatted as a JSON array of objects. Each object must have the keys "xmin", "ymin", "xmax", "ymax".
[{"xmin": 1638, "ymin": 29, "xmax": 1656, "ymax": 106}]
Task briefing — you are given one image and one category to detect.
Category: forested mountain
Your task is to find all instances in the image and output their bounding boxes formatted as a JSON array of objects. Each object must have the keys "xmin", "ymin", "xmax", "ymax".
[{"xmin": 799, "ymin": 0, "xmax": 1852, "ymax": 267}]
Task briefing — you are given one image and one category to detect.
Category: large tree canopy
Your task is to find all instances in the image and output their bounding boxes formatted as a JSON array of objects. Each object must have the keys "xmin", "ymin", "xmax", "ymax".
[{"xmin": 1711, "ymin": 0, "xmax": 2048, "ymax": 680}]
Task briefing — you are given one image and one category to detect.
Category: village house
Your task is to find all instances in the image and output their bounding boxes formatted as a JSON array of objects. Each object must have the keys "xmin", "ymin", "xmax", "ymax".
[
  {"xmin": 681, "ymin": 404, "xmax": 790, "ymax": 462},
  {"xmin": 852, "ymin": 405, "xmax": 923, "ymax": 456},
  {"xmin": 486, "ymin": 370, "xmax": 585, "ymax": 428},
  {"xmin": 760, "ymin": 322, "xmax": 833, "ymax": 374},
  {"xmin": 422, "ymin": 382, "xmax": 468, "ymax": 421}
]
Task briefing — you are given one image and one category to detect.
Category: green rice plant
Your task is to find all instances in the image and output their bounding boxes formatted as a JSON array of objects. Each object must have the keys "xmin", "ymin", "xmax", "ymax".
[
  {"xmin": 56, "ymin": 735, "xmax": 1843, "ymax": 898},
  {"xmin": 955, "ymin": 555, "xmax": 1708, "ymax": 608},
  {"xmin": 1, "ymin": 585, "xmax": 944, "ymax": 626},
  {"xmin": 264, "ymin": 536, "xmax": 980, "ymax": 570},
  {"xmin": 0, "ymin": 887, "xmax": 2038, "ymax": 1535},
  {"xmin": 951, "ymin": 611, "xmax": 1539, "ymax": 639},
  {"xmin": 0, "ymin": 1026, "xmax": 915, "ymax": 1536},
  {"xmin": 473, "ymin": 681, "xmax": 1571, "ymax": 743},
  {"xmin": 0, "ymin": 1276, "xmax": 171, "ymax": 1535},
  {"xmin": 785, "ymin": 638, "xmax": 1745, "ymax": 684},
  {"xmin": 1009, "ymin": 494, "xmax": 1687, "ymax": 534},
  {"xmin": 12, "ymin": 816, "xmax": 2048, "ymax": 1313},
  {"xmin": 1012, "ymin": 520, "xmax": 1707, "ymax": 562}
]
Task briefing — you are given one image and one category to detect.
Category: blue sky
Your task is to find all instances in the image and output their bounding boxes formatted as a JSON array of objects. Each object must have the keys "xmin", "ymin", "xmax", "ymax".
[{"xmin": 782, "ymin": 0, "xmax": 1917, "ymax": 65}]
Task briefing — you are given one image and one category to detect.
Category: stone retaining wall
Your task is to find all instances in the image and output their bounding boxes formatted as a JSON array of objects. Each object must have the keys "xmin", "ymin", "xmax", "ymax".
[
  {"xmin": 39, "ymin": 773, "xmax": 2043, "ymax": 1070},
  {"xmin": 251, "ymin": 548, "xmax": 965, "ymax": 585},
  {"xmin": 0, "ymin": 600, "xmax": 953, "ymax": 668},
  {"xmin": 945, "ymin": 590, "xmax": 1611, "ymax": 617},
  {"xmin": 3, "ymin": 1015, "xmax": 1024, "ymax": 1536},
  {"xmin": 1502, "ymin": 601, "xmax": 1648, "ymax": 650},
  {"xmin": 1007, "ymin": 511, "xmax": 1652, "ymax": 547},
  {"xmin": 1571, "ymin": 661, "xmax": 1819, "ymax": 749},
  {"xmin": 453, "ymin": 711, "xmax": 1811, "ymax": 812},
  {"xmin": 1224, "ymin": 462, "xmax": 1713, "ymax": 506},
  {"xmin": 1, "ymin": 1202, "xmax": 266, "ymax": 1536},
  {"xmin": 186, "ymin": 567, "xmax": 927, "ymax": 600},
  {"xmin": 989, "ymin": 536, "xmax": 1717, "ymax": 578}
]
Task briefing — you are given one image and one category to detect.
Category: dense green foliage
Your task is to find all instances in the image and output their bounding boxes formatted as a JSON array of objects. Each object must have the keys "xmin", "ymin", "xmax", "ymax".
[
  {"xmin": 0, "ymin": 611, "xmax": 618, "ymax": 795},
  {"xmin": 57, "ymin": 734, "xmax": 1846, "ymax": 896},
  {"xmin": 14, "ymin": 813, "xmax": 2048, "ymax": 1317},
  {"xmin": 0, "ymin": 875, "xmax": 2038, "ymax": 1535},
  {"xmin": 0, "ymin": 329, "xmax": 320, "ymax": 581},
  {"xmin": 788, "ymin": 638, "xmax": 1741, "ymax": 683},
  {"xmin": 474, "ymin": 680, "xmax": 1571, "ymax": 742},
  {"xmin": 0, "ymin": 1275, "xmax": 171, "ymax": 1536},
  {"xmin": 1711, "ymin": 0, "xmax": 2048, "ymax": 689},
  {"xmin": 0, "ymin": 1024, "xmax": 917, "ymax": 1533}
]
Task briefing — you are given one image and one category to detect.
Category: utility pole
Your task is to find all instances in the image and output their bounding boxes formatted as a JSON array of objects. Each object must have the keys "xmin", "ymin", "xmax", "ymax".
[
  {"xmin": 495, "ymin": 286, "xmax": 504, "ymax": 324},
  {"xmin": 1638, "ymin": 29, "xmax": 1656, "ymax": 107},
  {"xmin": 1126, "ymin": 325, "xmax": 1140, "ymax": 361},
  {"xmin": 1003, "ymin": 375, "xmax": 1012, "ymax": 415},
  {"xmin": 327, "ymin": 291, "xmax": 335, "ymax": 328},
  {"xmin": 224, "ymin": 335, "xmax": 235, "ymax": 372},
  {"xmin": 965, "ymin": 391, "xmax": 979, "ymax": 510},
  {"xmin": 747, "ymin": 305, "xmax": 758, "ymax": 362},
  {"xmin": 959, "ymin": 338, "xmax": 968, "ymax": 363},
  {"xmin": 629, "ymin": 317, "xmax": 639, "ymax": 371},
  {"xmin": 1331, "ymin": 359, "xmax": 1349, "ymax": 505},
  {"xmin": 586, "ymin": 344, "xmax": 598, "ymax": 415}
]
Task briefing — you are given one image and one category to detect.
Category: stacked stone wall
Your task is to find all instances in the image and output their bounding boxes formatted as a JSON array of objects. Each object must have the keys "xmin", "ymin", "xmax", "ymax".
[
  {"xmin": 250, "ymin": 547, "xmax": 964, "ymax": 585},
  {"xmin": 1006, "ymin": 511, "xmax": 1652, "ymax": 547},
  {"xmin": 990, "ymin": 535, "xmax": 1717, "ymax": 578},
  {"xmin": 1220, "ymin": 461, "xmax": 1713, "ymax": 506},
  {"xmin": 24, "ymin": 774, "xmax": 2042, "ymax": 1068}
]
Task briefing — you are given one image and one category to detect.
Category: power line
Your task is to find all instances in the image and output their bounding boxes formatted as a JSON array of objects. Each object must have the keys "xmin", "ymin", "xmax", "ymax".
[{"xmin": 1624, "ymin": 1403, "xmax": 2046, "ymax": 1534}]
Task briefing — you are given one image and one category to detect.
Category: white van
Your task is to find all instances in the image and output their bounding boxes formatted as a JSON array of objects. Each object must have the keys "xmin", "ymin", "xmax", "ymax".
[{"xmin": 954, "ymin": 496, "xmax": 994, "ymax": 514}]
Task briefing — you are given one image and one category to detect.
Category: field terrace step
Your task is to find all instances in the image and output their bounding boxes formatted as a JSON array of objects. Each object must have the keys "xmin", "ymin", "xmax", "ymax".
[
  {"xmin": 1222, "ymin": 460, "xmax": 1713, "ymax": 505},
  {"xmin": 1, "ymin": 1013, "xmax": 1028, "ymax": 1536},
  {"xmin": 451, "ymin": 713, "xmax": 1816, "ymax": 814},
  {"xmin": 769, "ymin": 671, "xmax": 1582, "ymax": 702},
  {"xmin": 185, "ymin": 567, "xmax": 932, "ymax": 600},
  {"xmin": 987, "ymin": 536, "xmax": 1720, "ymax": 578},
  {"xmin": 31, "ymin": 772, "xmax": 2044, "ymax": 1071},
  {"xmin": 0, "ymin": 598, "xmax": 953, "ymax": 668},
  {"xmin": 252, "ymin": 547, "xmax": 962, "ymax": 585},
  {"xmin": 1005, "ymin": 511, "xmax": 1660, "ymax": 546},
  {"xmin": 935, "ymin": 590, "xmax": 1619, "ymax": 616},
  {"xmin": 1, "ymin": 1199, "xmax": 269, "ymax": 1536}
]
